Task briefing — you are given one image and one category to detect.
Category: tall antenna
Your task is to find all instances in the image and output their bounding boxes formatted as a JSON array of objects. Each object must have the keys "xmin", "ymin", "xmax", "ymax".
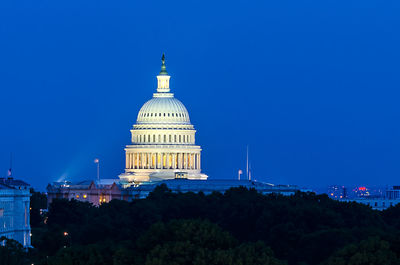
[
  {"xmin": 249, "ymin": 161, "xmax": 252, "ymax": 181},
  {"xmin": 246, "ymin": 145, "xmax": 249, "ymax": 180}
]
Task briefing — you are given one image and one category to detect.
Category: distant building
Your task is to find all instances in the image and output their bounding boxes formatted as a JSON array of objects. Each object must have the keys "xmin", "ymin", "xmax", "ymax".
[
  {"xmin": 0, "ymin": 177, "xmax": 31, "ymax": 247},
  {"xmin": 328, "ymin": 185, "xmax": 347, "ymax": 199},
  {"xmin": 47, "ymin": 180, "xmax": 126, "ymax": 207},
  {"xmin": 386, "ymin": 186, "xmax": 400, "ymax": 199},
  {"xmin": 340, "ymin": 186, "xmax": 400, "ymax": 210},
  {"xmin": 343, "ymin": 198, "xmax": 398, "ymax": 211},
  {"xmin": 352, "ymin": 186, "xmax": 371, "ymax": 197}
]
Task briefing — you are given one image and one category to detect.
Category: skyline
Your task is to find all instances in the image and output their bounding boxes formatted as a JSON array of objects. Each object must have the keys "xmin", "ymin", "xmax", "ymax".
[{"xmin": 1, "ymin": 0, "xmax": 400, "ymax": 190}]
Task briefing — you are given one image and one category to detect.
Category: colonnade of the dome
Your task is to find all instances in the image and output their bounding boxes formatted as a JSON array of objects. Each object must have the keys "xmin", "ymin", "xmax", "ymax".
[
  {"xmin": 126, "ymin": 152, "xmax": 200, "ymax": 170},
  {"xmin": 132, "ymin": 132, "xmax": 195, "ymax": 144}
]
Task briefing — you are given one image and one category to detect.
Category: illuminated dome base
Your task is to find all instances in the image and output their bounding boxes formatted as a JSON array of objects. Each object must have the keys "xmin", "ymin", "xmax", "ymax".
[
  {"xmin": 120, "ymin": 55, "xmax": 208, "ymax": 183},
  {"xmin": 119, "ymin": 171, "xmax": 208, "ymax": 183}
]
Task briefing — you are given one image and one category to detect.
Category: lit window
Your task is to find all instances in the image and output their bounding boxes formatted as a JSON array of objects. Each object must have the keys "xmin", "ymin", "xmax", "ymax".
[
  {"xmin": 83, "ymin": 194, "xmax": 87, "ymax": 199},
  {"xmin": 76, "ymin": 195, "xmax": 80, "ymax": 198}
]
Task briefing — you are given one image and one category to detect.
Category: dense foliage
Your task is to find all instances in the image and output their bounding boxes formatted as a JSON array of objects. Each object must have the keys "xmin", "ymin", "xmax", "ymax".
[{"xmin": 5, "ymin": 185, "xmax": 400, "ymax": 264}]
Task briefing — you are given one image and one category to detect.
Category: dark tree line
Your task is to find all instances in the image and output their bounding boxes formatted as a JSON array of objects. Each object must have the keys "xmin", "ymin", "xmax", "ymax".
[{"xmin": 2, "ymin": 185, "xmax": 400, "ymax": 265}]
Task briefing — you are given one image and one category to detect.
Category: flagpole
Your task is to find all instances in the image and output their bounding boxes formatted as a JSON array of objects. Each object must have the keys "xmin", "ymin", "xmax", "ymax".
[
  {"xmin": 94, "ymin": 158, "xmax": 100, "ymax": 183},
  {"xmin": 8, "ymin": 152, "xmax": 12, "ymax": 178}
]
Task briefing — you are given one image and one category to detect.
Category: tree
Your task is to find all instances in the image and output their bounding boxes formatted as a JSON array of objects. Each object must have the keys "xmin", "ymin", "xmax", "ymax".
[
  {"xmin": 321, "ymin": 237, "xmax": 399, "ymax": 265},
  {"xmin": 0, "ymin": 237, "xmax": 29, "ymax": 265}
]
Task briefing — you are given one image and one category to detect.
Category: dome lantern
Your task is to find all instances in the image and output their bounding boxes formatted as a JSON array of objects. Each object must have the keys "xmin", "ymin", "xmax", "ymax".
[{"xmin": 157, "ymin": 53, "xmax": 170, "ymax": 93}]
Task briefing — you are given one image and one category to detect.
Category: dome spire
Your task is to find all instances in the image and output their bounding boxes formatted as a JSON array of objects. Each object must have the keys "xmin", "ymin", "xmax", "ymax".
[
  {"xmin": 159, "ymin": 53, "xmax": 168, "ymax": 75},
  {"xmin": 156, "ymin": 53, "xmax": 171, "ymax": 93}
]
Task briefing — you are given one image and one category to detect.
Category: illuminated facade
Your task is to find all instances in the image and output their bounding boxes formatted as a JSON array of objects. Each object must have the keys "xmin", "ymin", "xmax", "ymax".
[
  {"xmin": 47, "ymin": 180, "xmax": 125, "ymax": 207},
  {"xmin": 119, "ymin": 55, "xmax": 208, "ymax": 183},
  {"xmin": 0, "ymin": 178, "xmax": 31, "ymax": 247}
]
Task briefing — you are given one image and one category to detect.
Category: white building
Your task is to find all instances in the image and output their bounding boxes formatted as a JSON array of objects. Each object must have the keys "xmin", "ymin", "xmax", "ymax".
[
  {"xmin": 0, "ymin": 178, "xmax": 31, "ymax": 247},
  {"xmin": 119, "ymin": 55, "xmax": 208, "ymax": 183}
]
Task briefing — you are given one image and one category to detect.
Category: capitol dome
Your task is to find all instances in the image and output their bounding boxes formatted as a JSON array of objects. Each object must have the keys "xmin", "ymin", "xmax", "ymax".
[
  {"xmin": 119, "ymin": 54, "xmax": 208, "ymax": 183},
  {"xmin": 137, "ymin": 97, "xmax": 191, "ymax": 124}
]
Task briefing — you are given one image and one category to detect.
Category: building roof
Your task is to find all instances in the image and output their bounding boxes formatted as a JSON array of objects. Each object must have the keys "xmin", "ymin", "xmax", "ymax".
[
  {"xmin": 0, "ymin": 178, "xmax": 30, "ymax": 189},
  {"xmin": 129, "ymin": 179, "xmax": 300, "ymax": 194},
  {"xmin": 47, "ymin": 179, "xmax": 121, "ymax": 191}
]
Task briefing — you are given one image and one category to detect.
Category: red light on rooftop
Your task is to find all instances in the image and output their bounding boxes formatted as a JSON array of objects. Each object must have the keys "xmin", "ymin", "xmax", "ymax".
[{"xmin": 358, "ymin": 187, "xmax": 366, "ymax": 191}]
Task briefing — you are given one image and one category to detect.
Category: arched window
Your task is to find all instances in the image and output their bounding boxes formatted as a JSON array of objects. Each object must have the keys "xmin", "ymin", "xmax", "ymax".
[
  {"xmin": 153, "ymin": 135, "xmax": 155, "ymax": 142},
  {"xmin": 164, "ymin": 135, "xmax": 166, "ymax": 142},
  {"xmin": 179, "ymin": 135, "xmax": 181, "ymax": 142},
  {"xmin": 148, "ymin": 135, "xmax": 150, "ymax": 142},
  {"xmin": 169, "ymin": 135, "xmax": 171, "ymax": 142},
  {"xmin": 174, "ymin": 135, "xmax": 177, "ymax": 142}
]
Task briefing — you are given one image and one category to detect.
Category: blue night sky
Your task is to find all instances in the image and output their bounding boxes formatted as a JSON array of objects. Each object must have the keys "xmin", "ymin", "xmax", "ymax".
[{"xmin": 0, "ymin": 0, "xmax": 399, "ymax": 190}]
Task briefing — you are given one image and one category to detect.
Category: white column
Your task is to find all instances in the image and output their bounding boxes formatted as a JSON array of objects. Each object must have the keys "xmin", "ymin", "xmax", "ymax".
[
  {"xmin": 134, "ymin": 153, "xmax": 137, "ymax": 169},
  {"xmin": 130, "ymin": 153, "xmax": 133, "ymax": 169}
]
